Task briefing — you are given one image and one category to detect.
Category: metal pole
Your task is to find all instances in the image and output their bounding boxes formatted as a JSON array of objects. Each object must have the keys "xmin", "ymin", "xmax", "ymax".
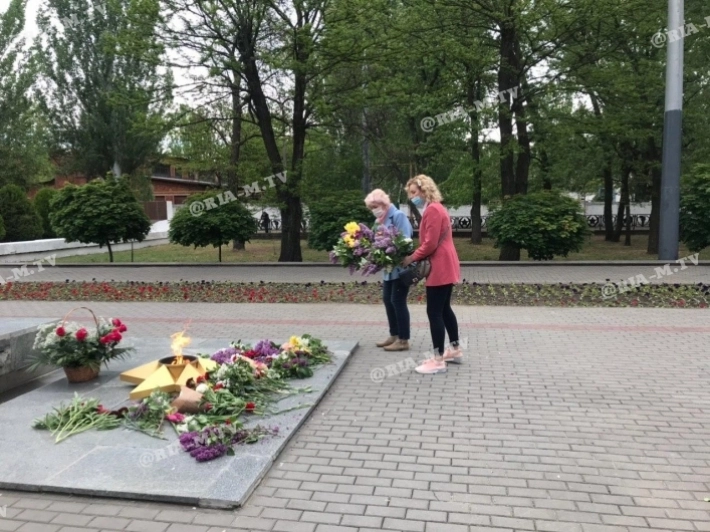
[{"xmin": 658, "ymin": 0, "xmax": 684, "ymax": 260}]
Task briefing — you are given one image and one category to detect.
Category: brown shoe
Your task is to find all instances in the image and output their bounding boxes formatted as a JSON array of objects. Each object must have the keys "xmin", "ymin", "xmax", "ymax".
[
  {"xmin": 383, "ymin": 339, "xmax": 409, "ymax": 352},
  {"xmin": 376, "ymin": 336, "xmax": 397, "ymax": 348}
]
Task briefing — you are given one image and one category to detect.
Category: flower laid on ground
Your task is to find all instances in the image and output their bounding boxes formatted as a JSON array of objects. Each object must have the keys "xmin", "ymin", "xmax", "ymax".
[
  {"xmin": 32, "ymin": 394, "xmax": 121, "ymax": 443},
  {"xmin": 123, "ymin": 391, "xmax": 175, "ymax": 439},
  {"xmin": 33, "ymin": 335, "xmax": 332, "ymax": 463},
  {"xmin": 30, "ymin": 315, "xmax": 132, "ymax": 372}
]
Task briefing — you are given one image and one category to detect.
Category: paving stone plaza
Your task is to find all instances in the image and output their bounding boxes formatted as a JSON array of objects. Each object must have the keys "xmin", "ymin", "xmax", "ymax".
[{"xmin": 0, "ymin": 265, "xmax": 709, "ymax": 532}]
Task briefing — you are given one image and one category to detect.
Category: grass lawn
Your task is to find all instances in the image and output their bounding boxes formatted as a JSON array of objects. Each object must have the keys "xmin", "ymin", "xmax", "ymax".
[{"xmin": 57, "ymin": 235, "xmax": 700, "ymax": 263}]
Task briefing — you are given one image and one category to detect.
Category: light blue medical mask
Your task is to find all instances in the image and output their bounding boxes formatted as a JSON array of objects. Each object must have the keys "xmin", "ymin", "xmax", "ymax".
[{"xmin": 411, "ymin": 195, "xmax": 424, "ymax": 208}]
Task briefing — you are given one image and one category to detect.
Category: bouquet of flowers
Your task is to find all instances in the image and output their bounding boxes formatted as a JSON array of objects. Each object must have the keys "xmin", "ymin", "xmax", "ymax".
[
  {"xmin": 30, "ymin": 312, "xmax": 132, "ymax": 372},
  {"xmin": 360, "ymin": 224, "xmax": 414, "ymax": 275},
  {"xmin": 329, "ymin": 221, "xmax": 374, "ymax": 274}
]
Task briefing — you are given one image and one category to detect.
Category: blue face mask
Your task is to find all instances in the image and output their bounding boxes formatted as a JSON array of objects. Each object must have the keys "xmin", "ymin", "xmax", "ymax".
[{"xmin": 411, "ymin": 195, "xmax": 424, "ymax": 208}]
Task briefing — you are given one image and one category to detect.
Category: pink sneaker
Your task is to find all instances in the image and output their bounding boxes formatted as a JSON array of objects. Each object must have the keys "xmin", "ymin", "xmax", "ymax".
[
  {"xmin": 442, "ymin": 345, "xmax": 463, "ymax": 364},
  {"xmin": 415, "ymin": 357, "xmax": 447, "ymax": 374}
]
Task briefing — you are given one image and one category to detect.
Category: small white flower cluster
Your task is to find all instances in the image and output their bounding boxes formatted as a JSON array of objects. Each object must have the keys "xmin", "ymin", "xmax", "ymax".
[
  {"xmin": 215, "ymin": 363, "xmax": 230, "ymax": 381},
  {"xmin": 33, "ymin": 317, "xmax": 117, "ymax": 351}
]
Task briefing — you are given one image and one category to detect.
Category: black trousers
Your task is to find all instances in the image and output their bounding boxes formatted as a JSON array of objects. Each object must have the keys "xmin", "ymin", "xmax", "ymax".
[
  {"xmin": 382, "ymin": 277, "xmax": 410, "ymax": 340},
  {"xmin": 426, "ymin": 284, "xmax": 459, "ymax": 355}
]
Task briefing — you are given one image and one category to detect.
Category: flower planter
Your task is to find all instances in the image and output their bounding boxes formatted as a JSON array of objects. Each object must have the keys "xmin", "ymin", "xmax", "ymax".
[{"xmin": 64, "ymin": 366, "xmax": 100, "ymax": 383}]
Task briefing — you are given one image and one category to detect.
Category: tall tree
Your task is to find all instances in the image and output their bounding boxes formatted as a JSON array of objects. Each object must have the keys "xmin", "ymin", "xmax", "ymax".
[
  {"xmin": 0, "ymin": 0, "xmax": 53, "ymax": 189},
  {"xmin": 35, "ymin": 0, "xmax": 173, "ymax": 179}
]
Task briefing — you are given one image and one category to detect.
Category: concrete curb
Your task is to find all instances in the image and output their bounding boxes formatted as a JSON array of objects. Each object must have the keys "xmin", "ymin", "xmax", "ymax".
[{"xmin": 3, "ymin": 261, "xmax": 708, "ymax": 268}]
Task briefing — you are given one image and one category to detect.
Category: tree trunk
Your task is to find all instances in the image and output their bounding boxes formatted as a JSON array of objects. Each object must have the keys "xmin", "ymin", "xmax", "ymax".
[
  {"xmin": 497, "ymin": 22, "xmax": 520, "ymax": 261},
  {"xmin": 614, "ymin": 163, "xmax": 631, "ymax": 242},
  {"xmin": 513, "ymin": 95, "xmax": 530, "ymax": 195},
  {"xmin": 218, "ymin": 245, "xmax": 222, "ymax": 262},
  {"xmin": 107, "ymin": 242, "xmax": 113, "ymax": 263},
  {"xmin": 624, "ymin": 202, "xmax": 632, "ymax": 246},
  {"xmin": 603, "ymin": 157, "xmax": 614, "ymax": 241},
  {"xmin": 467, "ymin": 72, "xmax": 482, "ymax": 244},
  {"xmin": 588, "ymin": 92, "xmax": 615, "ymax": 241},
  {"xmin": 278, "ymin": 63, "xmax": 308, "ymax": 262},
  {"xmin": 229, "ymin": 73, "xmax": 245, "ymax": 251}
]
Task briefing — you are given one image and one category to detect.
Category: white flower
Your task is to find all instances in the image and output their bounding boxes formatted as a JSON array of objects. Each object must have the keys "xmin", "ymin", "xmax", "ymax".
[{"xmin": 196, "ymin": 383, "xmax": 209, "ymax": 394}]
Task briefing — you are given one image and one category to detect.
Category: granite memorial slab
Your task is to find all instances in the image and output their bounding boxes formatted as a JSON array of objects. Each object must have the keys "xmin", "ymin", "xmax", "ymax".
[
  {"xmin": 0, "ymin": 336, "xmax": 356, "ymax": 508},
  {"xmin": 0, "ymin": 318, "xmax": 58, "ymax": 394}
]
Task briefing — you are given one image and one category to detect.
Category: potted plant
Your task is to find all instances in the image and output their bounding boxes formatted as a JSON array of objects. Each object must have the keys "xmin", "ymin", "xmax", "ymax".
[{"xmin": 30, "ymin": 307, "xmax": 133, "ymax": 383}]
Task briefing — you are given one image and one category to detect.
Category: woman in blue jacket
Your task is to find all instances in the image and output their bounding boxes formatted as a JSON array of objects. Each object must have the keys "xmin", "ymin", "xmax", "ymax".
[{"xmin": 365, "ymin": 189, "xmax": 413, "ymax": 352}]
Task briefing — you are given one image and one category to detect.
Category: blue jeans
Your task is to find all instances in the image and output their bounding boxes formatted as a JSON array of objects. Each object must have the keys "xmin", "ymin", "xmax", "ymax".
[{"xmin": 383, "ymin": 278, "xmax": 410, "ymax": 340}]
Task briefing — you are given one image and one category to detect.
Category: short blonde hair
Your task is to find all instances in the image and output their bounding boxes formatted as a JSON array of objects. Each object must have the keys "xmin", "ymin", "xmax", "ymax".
[
  {"xmin": 405, "ymin": 174, "xmax": 443, "ymax": 203},
  {"xmin": 364, "ymin": 189, "xmax": 391, "ymax": 209}
]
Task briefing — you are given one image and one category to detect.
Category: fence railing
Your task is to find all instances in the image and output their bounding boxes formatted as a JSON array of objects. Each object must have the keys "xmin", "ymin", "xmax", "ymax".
[{"xmin": 164, "ymin": 211, "xmax": 652, "ymax": 233}]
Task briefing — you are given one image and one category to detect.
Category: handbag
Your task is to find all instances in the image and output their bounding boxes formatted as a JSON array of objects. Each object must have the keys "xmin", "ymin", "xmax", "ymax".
[{"xmin": 399, "ymin": 225, "xmax": 449, "ymax": 287}]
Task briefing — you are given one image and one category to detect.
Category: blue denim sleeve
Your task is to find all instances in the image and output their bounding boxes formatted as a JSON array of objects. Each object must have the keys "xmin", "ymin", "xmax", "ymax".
[{"xmin": 394, "ymin": 211, "xmax": 413, "ymax": 238}]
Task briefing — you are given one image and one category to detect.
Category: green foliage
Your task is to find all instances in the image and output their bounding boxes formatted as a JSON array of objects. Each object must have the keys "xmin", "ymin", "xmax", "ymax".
[
  {"xmin": 33, "ymin": 187, "xmax": 59, "ymax": 238},
  {"xmin": 487, "ymin": 191, "xmax": 589, "ymax": 261},
  {"xmin": 680, "ymin": 164, "xmax": 710, "ymax": 252},
  {"xmin": 121, "ymin": 174, "xmax": 154, "ymax": 201},
  {"xmin": 36, "ymin": 0, "xmax": 172, "ymax": 179},
  {"xmin": 306, "ymin": 191, "xmax": 372, "ymax": 251},
  {"xmin": 0, "ymin": 0, "xmax": 53, "ymax": 189},
  {"xmin": 0, "ymin": 184, "xmax": 43, "ymax": 241},
  {"xmin": 49, "ymin": 178, "xmax": 152, "ymax": 260},
  {"xmin": 168, "ymin": 191, "xmax": 259, "ymax": 261}
]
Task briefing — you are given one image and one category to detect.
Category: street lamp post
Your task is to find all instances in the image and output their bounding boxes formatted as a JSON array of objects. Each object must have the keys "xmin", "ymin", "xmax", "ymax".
[{"xmin": 658, "ymin": 0, "xmax": 684, "ymax": 260}]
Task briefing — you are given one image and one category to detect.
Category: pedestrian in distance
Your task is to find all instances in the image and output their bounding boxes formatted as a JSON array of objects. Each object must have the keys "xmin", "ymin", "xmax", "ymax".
[
  {"xmin": 260, "ymin": 211, "xmax": 270, "ymax": 233},
  {"xmin": 401, "ymin": 175, "xmax": 462, "ymax": 374},
  {"xmin": 365, "ymin": 189, "xmax": 413, "ymax": 352}
]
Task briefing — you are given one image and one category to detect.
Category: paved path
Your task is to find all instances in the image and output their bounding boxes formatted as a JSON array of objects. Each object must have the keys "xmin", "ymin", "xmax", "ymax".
[
  {"xmin": 1, "ymin": 301, "xmax": 709, "ymax": 532},
  {"xmin": 1, "ymin": 263, "xmax": 709, "ymax": 285}
]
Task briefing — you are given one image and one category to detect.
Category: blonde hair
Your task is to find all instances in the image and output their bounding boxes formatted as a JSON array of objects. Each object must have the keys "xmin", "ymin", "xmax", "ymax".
[
  {"xmin": 364, "ymin": 189, "xmax": 391, "ymax": 209},
  {"xmin": 405, "ymin": 174, "xmax": 443, "ymax": 203}
]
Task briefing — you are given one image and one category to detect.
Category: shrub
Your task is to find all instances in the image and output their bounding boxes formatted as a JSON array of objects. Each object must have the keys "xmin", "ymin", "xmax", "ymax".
[
  {"xmin": 680, "ymin": 164, "xmax": 710, "ymax": 252},
  {"xmin": 169, "ymin": 191, "xmax": 258, "ymax": 262},
  {"xmin": 33, "ymin": 187, "xmax": 59, "ymax": 238},
  {"xmin": 0, "ymin": 184, "xmax": 43, "ymax": 242},
  {"xmin": 307, "ymin": 191, "xmax": 372, "ymax": 251},
  {"xmin": 50, "ymin": 178, "xmax": 152, "ymax": 262},
  {"xmin": 486, "ymin": 190, "xmax": 589, "ymax": 260}
]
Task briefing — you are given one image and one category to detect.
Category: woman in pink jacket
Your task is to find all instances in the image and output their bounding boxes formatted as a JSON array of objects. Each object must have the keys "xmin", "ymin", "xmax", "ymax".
[{"xmin": 401, "ymin": 175, "xmax": 462, "ymax": 375}]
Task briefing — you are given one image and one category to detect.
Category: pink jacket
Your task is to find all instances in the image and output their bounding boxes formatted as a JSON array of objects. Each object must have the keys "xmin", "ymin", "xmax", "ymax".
[{"xmin": 411, "ymin": 202, "xmax": 460, "ymax": 287}]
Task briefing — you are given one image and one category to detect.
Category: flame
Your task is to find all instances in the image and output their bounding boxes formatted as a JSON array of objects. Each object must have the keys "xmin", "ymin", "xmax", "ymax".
[{"xmin": 170, "ymin": 330, "xmax": 191, "ymax": 364}]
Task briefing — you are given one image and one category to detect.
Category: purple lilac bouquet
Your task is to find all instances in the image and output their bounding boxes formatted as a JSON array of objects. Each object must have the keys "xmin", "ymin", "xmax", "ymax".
[
  {"xmin": 254, "ymin": 340, "xmax": 280, "ymax": 357},
  {"xmin": 360, "ymin": 224, "xmax": 414, "ymax": 275},
  {"xmin": 329, "ymin": 222, "xmax": 374, "ymax": 274},
  {"xmin": 210, "ymin": 346, "xmax": 239, "ymax": 365}
]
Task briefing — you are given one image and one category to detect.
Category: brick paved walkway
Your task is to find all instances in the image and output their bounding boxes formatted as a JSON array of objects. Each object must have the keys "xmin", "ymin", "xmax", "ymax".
[
  {"xmin": 1, "ymin": 302, "xmax": 709, "ymax": 532},
  {"xmin": 1, "ymin": 263, "xmax": 709, "ymax": 285}
]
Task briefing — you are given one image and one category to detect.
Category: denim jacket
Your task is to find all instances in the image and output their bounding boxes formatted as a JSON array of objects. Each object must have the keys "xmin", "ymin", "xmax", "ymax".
[{"xmin": 376, "ymin": 205, "xmax": 413, "ymax": 281}]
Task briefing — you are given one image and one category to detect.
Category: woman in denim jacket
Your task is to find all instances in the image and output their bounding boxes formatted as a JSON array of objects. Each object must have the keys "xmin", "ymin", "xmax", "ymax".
[{"xmin": 365, "ymin": 189, "xmax": 413, "ymax": 352}]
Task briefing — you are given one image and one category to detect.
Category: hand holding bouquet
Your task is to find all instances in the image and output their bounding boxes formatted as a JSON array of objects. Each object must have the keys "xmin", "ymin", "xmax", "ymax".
[
  {"xmin": 329, "ymin": 222, "xmax": 375, "ymax": 274},
  {"xmin": 362, "ymin": 224, "xmax": 414, "ymax": 275}
]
